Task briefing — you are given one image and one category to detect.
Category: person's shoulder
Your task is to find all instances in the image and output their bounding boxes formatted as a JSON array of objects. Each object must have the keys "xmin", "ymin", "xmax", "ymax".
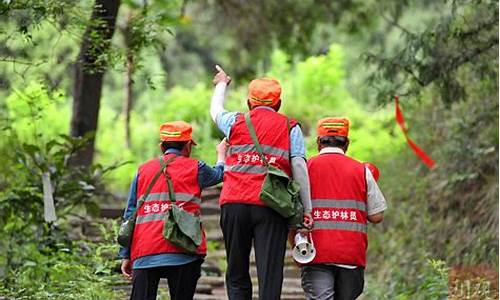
[
  {"xmin": 231, "ymin": 111, "xmax": 246, "ymax": 124},
  {"xmin": 342, "ymin": 155, "xmax": 366, "ymax": 173},
  {"xmin": 276, "ymin": 112, "xmax": 299, "ymax": 126},
  {"xmin": 177, "ymin": 156, "xmax": 198, "ymax": 165},
  {"xmin": 307, "ymin": 154, "xmax": 322, "ymax": 164},
  {"xmin": 344, "ymin": 155, "xmax": 363, "ymax": 166},
  {"xmin": 137, "ymin": 157, "xmax": 161, "ymax": 175},
  {"xmin": 140, "ymin": 157, "xmax": 160, "ymax": 168}
]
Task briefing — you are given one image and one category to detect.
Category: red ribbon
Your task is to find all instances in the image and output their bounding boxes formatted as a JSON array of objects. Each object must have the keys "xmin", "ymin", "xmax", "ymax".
[{"xmin": 395, "ymin": 96, "xmax": 436, "ymax": 169}]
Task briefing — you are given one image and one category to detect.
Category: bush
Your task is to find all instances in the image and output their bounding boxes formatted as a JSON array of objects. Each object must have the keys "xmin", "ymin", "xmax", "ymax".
[
  {"xmin": 0, "ymin": 223, "xmax": 124, "ymax": 300},
  {"xmin": 0, "ymin": 91, "xmax": 124, "ymax": 299}
]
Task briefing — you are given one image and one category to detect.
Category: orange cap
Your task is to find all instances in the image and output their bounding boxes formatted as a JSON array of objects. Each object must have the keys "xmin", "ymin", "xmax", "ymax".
[
  {"xmin": 159, "ymin": 121, "xmax": 196, "ymax": 145},
  {"xmin": 317, "ymin": 117, "xmax": 349, "ymax": 138},
  {"xmin": 247, "ymin": 78, "xmax": 281, "ymax": 108},
  {"xmin": 364, "ymin": 162, "xmax": 380, "ymax": 182}
]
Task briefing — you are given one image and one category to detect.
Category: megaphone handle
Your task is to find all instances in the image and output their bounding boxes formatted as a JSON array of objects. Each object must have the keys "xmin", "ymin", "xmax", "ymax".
[{"xmin": 309, "ymin": 232, "xmax": 314, "ymax": 247}]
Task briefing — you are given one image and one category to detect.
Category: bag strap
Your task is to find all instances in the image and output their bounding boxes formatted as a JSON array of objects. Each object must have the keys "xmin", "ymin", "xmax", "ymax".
[
  {"xmin": 286, "ymin": 118, "xmax": 292, "ymax": 163},
  {"xmin": 244, "ymin": 113, "xmax": 292, "ymax": 165},
  {"xmin": 244, "ymin": 113, "xmax": 269, "ymax": 166},
  {"xmin": 135, "ymin": 155, "xmax": 177, "ymax": 214},
  {"xmin": 159, "ymin": 156, "xmax": 177, "ymax": 203}
]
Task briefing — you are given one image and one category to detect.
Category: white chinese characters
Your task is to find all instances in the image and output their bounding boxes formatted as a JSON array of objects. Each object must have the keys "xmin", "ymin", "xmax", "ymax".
[{"xmin": 312, "ymin": 208, "xmax": 360, "ymax": 222}]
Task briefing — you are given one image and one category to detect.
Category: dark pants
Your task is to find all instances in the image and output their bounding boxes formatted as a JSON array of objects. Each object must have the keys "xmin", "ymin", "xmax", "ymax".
[
  {"xmin": 301, "ymin": 264, "xmax": 364, "ymax": 300},
  {"xmin": 130, "ymin": 259, "xmax": 202, "ymax": 300},
  {"xmin": 220, "ymin": 203, "xmax": 288, "ymax": 300}
]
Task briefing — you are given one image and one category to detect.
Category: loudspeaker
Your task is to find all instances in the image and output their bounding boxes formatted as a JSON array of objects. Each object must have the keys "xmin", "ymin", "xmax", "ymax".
[{"xmin": 292, "ymin": 232, "xmax": 316, "ymax": 264}]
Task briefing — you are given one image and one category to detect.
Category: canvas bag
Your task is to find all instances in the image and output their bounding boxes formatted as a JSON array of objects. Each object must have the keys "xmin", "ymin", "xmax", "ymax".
[
  {"xmin": 161, "ymin": 157, "xmax": 202, "ymax": 254},
  {"xmin": 244, "ymin": 113, "xmax": 303, "ymax": 224},
  {"xmin": 117, "ymin": 156, "xmax": 175, "ymax": 248}
]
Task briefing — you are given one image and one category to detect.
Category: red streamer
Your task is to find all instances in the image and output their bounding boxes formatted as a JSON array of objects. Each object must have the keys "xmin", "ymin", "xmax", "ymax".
[{"xmin": 395, "ymin": 96, "xmax": 436, "ymax": 169}]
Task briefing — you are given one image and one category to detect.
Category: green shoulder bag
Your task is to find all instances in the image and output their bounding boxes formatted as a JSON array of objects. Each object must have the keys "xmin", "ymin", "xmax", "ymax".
[
  {"xmin": 161, "ymin": 158, "xmax": 202, "ymax": 254},
  {"xmin": 244, "ymin": 113, "xmax": 303, "ymax": 225},
  {"xmin": 117, "ymin": 156, "xmax": 174, "ymax": 248}
]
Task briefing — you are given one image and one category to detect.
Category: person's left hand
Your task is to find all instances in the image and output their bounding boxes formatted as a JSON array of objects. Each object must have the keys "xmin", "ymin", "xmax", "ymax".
[
  {"xmin": 216, "ymin": 138, "xmax": 229, "ymax": 161},
  {"xmin": 121, "ymin": 259, "xmax": 132, "ymax": 280}
]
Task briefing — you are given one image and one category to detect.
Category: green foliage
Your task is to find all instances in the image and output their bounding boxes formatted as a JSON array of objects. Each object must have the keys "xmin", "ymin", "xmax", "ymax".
[
  {"xmin": 366, "ymin": 258, "xmax": 449, "ymax": 299},
  {"xmin": 266, "ymin": 45, "xmax": 404, "ymax": 161},
  {"xmin": 5, "ymin": 82, "xmax": 68, "ymax": 142},
  {"xmin": 0, "ymin": 87, "xmax": 124, "ymax": 298},
  {"xmin": 365, "ymin": 0, "xmax": 498, "ymax": 104},
  {"xmin": 0, "ymin": 222, "xmax": 124, "ymax": 300},
  {"xmin": 365, "ymin": 78, "xmax": 498, "ymax": 297},
  {"xmin": 0, "ymin": 0, "xmax": 86, "ymax": 39}
]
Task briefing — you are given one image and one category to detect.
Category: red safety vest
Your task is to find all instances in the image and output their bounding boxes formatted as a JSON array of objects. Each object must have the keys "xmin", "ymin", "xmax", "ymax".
[
  {"xmin": 219, "ymin": 108, "xmax": 298, "ymax": 206},
  {"xmin": 130, "ymin": 154, "xmax": 206, "ymax": 262},
  {"xmin": 307, "ymin": 152, "xmax": 368, "ymax": 267}
]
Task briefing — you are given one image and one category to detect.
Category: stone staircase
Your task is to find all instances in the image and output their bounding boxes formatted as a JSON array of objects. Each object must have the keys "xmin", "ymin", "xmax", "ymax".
[{"xmin": 98, "ymin": 186, "xmax": 306, "ymax": 300}]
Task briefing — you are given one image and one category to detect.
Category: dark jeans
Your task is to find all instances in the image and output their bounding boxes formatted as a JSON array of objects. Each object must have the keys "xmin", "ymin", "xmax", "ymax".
[
  {"xmin": 220, "ymin": 203, "xmax": 288, "ymax": 300},
  {"xmin": 301, "ymin": 264, "xmax": 364, "ymax": 300},
  {"xmin": 130, "ymin": 259, "xmax": 202, "ymax": 300}
]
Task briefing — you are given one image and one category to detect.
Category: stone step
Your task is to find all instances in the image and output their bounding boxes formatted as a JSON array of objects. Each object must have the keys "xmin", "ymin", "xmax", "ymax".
[
  {"xmin": 198, "ymin": 276, "xmax": 225, "ymax": 287},
  {"xmin": 205, "ymin": 249, "xmax": 226, "ymax": 260},
  {"xmin": 113, "ymin": 274, "xmax": 305, "ymax": 298},
  {"xmin": 201, "ymin": 187, "xmax": 222, "ymax": 200},
  {"xmin": 206, "ymin": 228, "xmax": 224, "ymax": 242},
  {"xmin": 201, "ymin": 214, "xmax": 220, "ymax": 230},
  {"xmin": 200, "ymin": 202, "xmax": 221, "ymax": 215},
  {"xmin": 205, "ymin": 248, "xmax": 297, "ymax": 266}
]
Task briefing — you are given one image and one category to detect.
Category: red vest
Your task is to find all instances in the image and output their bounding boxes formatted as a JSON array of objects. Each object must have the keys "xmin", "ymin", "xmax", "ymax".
[
  {"xmin": 219, "ymin": 108, "xmax": 298, "ymax": 206},
  {"xmin": 307, "ymin": 153, "xmax": 368, "ymax": 267},
  {"xmin": 130, "ymin": 154, "xmax": 206, "ymax": 262}
]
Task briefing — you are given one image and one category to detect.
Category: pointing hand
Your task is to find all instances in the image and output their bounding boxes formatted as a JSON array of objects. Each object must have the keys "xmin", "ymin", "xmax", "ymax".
[{"xmin": 213, "ymin": 64, "xmax": 232, "ymax": 85}]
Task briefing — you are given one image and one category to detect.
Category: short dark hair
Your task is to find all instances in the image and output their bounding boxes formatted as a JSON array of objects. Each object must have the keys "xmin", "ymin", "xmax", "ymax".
[
  {"xmin": 161, "ymin": 141, "xmax": 188, "ymax": 151},
  {"xmin": 318, "ymin": 136, "xmax": 348, "ymax": 148}
]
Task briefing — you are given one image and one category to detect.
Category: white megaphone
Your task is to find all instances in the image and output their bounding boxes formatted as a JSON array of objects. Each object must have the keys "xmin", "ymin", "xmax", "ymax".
[{"xmin": 292, "ymin": 232, "xmax": 316, "ymax": 264}]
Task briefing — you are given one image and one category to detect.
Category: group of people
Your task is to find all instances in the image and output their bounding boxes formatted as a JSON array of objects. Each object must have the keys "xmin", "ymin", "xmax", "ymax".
[{"xmin": 118, "ymin": 65, "xmax": 387, "ymax": 300}]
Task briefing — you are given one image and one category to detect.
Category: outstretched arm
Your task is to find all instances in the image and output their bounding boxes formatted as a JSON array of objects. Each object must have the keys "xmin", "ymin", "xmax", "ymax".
[{"xmin": 198, "ymin": 139, "xmax": 228, "ymax": 188}]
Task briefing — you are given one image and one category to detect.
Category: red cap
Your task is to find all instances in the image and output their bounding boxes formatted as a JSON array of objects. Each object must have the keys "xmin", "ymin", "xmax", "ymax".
[
  {"xmin": 159, "ymin": 121, "xmax": 196, "ymax": 145},
  {"xmin": 317, "ymin": 117, "xmax": 349, "ymax": 138},
  {"xmin": 247, "ymin": 78, "xmax": 281, "ymax": 108},
  {"xmin": 364, "ymin": 162, "xmax": 380, "ymax": 182}
]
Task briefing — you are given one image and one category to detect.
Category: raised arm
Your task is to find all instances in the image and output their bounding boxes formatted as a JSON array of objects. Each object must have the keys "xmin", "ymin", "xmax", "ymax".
[{"xmin": 210, "ymin": 65, "xmax": 232, "ymax": 122}]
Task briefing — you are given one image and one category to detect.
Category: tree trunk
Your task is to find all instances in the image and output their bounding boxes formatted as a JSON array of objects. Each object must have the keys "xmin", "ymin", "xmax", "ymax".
[
  {"xmin": 123, "ymin": 53, "xmax": 134, "ymax": 149},
  {"xmin": 70, "ymin": 0, "xmax": 121, "ymax": 167},
  {"xmin": 122, "ymin": 12, "xmax": 135, "ymax": 149}
]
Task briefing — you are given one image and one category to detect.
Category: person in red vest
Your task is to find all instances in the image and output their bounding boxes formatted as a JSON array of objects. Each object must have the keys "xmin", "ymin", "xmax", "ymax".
[
  {"xmin": 210, "ymin": 66, "xmax": 313, "ymax": 300},
  {"xmin": 302, "ymin": 117, "xmax": 387, "ymax": 300},
  {"xmin": 119, "ymin": 121, "xmax": 227, "ymax": 300}
]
